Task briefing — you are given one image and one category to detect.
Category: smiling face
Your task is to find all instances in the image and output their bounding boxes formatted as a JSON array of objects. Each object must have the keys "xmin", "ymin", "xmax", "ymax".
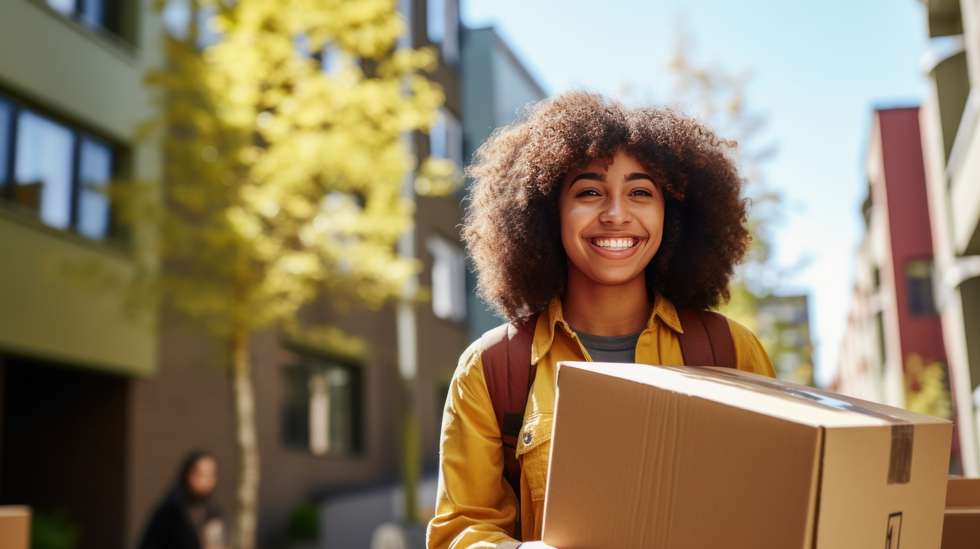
[{"xmin": 559, "ymin": 149, "xmax": 665, "ymax": 290}]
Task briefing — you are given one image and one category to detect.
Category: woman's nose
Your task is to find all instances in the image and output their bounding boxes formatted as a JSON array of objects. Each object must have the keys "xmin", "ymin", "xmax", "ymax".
[{"xmin": 599, "ymin": 196, "xmax": 630, "ymax": 224}]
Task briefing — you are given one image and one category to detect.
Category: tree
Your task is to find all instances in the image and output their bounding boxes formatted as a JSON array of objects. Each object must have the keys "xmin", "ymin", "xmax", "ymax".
[
  {"xmin": 118, "ymin": 2, "xmax": 455, "ymax": 547},
  {"xmin": 905, "ymin": 354, "xmax": 953, "ymax": 420},
  {"xmin": 661, "ymin": 31, "xmax": 784, "ymax": 328},
  {"xmin": 620, "ymin": 30, "xmax": 805, "ymax": 377}
]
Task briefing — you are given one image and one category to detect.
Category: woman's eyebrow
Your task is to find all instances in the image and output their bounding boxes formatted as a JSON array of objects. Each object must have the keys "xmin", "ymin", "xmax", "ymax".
[
  {"xmin": 569, "ymin": 172, "xmax": 605, "ymax": 184},
  {"xmin": 625, "ymin": 172, "xmax": 655, "ymax": 182}
]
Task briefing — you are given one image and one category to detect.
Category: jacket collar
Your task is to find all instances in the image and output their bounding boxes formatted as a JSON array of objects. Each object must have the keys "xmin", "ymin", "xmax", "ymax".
[{"xmin": 530, "ymin": 292, "xmax": 683, "ymax": 364}]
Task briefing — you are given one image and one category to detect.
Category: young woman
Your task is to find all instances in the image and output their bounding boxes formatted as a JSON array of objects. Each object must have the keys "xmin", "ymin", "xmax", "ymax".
[
  {"xmin": 139, "ymin": 450, "xmax": 226, "ymax": 549},
  {"xmin": 426, "ymin": 92, "xmax": 775, "ymax": 549}
]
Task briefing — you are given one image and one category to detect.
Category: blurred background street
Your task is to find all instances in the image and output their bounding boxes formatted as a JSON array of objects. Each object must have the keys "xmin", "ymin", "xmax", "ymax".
[{"xmin": 0, "ymin": 0, "xmax": 977, "ymax": 548}]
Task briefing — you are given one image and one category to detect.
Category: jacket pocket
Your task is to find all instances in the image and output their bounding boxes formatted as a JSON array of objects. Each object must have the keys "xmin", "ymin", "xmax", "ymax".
[{"xmin": 516, "ymin": 411, "xmax": 553, "ymax": 502}]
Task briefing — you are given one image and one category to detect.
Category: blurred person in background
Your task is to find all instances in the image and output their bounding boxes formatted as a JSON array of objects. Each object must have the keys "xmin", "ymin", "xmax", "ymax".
[
  {"xmin": 427, "ymin": 91, "xmax": 774, "ymax": 548},
  {"xmin": 138, "ymin": 449, "xmax": 226, "ymax": 549}
]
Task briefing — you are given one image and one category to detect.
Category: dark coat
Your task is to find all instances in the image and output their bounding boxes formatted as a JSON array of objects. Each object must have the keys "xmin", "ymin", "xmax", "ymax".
[
  {"xmin": 137, "ymin": 450, "xmax": 222, "ymax": 549},
  {"xmin": 137, "ymin": 494, "xmax": 214, "ymax": 549}
]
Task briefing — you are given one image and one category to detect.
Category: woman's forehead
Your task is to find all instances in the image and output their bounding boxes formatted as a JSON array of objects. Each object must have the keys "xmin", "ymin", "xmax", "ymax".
[{"xmin": 569, "ymin": 150, "xmax": 648, "ymax": 176}]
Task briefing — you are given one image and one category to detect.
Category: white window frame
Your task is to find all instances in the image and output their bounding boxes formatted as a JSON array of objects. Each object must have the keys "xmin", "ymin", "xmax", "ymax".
[
  {"xmin": 427, "ymin": 235, "xmax": 467, "ymax": 322},
  {"xmin": 430, "ymin": 108, "xmax": 463, "ymax": 169}
]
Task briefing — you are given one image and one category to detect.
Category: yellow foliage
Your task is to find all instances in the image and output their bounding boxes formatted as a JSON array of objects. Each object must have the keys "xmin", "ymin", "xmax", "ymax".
[
  {"xmin": 121, "ymin": 0, "xmax": 449, "ymax": 336},
  {"xmin": 905, "ymin": 354, "xmax": 953, "ymax": 419}
]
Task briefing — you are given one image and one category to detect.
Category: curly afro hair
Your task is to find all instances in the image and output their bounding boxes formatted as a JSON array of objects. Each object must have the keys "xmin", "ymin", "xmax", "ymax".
[{"xmin": 462, "ymin": 91, "xmax": 751, "ymax": 324}]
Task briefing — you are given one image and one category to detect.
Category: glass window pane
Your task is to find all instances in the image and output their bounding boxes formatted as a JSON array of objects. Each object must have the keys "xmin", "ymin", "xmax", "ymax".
[
  {"xmin": 15, "ymin": 111, "xmax": 74, "ymax": 230},
  {"xmin": 47, "ymin": 0, "xmax": 76, "ymax": 16},
  {"xmin": 321, "ymin": 45, "xmax": 345, "ymax": 74},
  {"xmin": 197, "ymin": 6, "xmax": 222, "ymax": 49},
  {"xmin": 78, "ymin": 137, "xmax": 113, "ymax": 239},
  {"xmin": 327, "ymin": 368, "xmax": 352, "ymax": 454},
  {"xmin": 0, "ymin": 100, "xmax": 11, "ymax": 185},
  {"xmin": 427, "ymin": 0, "xmax": 444, "ymax": 44},
  {"xmin": 80, "ymin": 0, "xmax": 106, "ymax": 29},
  {"xmin": 430, "ymin": 111, "xmax": 447, "ymax": 159},
  {"xmin": 162, "ymin": 0, "xmax": 191, "ymax": 39}
]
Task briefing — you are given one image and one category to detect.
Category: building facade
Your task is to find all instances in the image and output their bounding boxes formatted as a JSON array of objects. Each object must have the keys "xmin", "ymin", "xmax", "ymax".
[
  {"xmin": 460, "ymin": 25, "xmax": 548, "ymax": 341},
  {"xmin": 833, "ymin": 106, "xmax": 951, "ymax": 459},
  {"xmin": 0, "ymin": 1, "xmax": 470, "ymax": 547},
  {"xmin": 919, "ymin": 0, "xmax": 980, "ymax": 475},
  {"xmin": 0, "ymin": 2, "xmax": 163, "ymax": 548}
]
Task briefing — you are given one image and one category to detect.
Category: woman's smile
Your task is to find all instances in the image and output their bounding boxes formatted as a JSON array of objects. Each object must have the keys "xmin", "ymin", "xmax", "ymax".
[
  {"xmin": 587, "ymin": 236, "xmax": 647, "ymax": 259},
  {"xmin": 560, "ymin": 149, "xmax": 665, "ymax": 287}
]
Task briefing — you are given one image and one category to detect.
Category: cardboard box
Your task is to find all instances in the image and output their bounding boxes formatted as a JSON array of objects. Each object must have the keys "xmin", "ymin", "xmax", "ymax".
[
  {"xmin": 941, "ymin": 477, "xmax": 980, "ymax": 549},
  {"xmin": 0, "ymin": 506, "xmax": 30, "ymax": 549},
  {"xmin": 542, "ymin": 362, "xmax": 952, "ymax": 549}
]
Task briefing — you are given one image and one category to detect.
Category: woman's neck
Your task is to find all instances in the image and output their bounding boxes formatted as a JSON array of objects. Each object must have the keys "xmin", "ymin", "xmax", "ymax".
[{"xmin": 563, "ymin": 268, "xmax": 652, "ymax": 336}]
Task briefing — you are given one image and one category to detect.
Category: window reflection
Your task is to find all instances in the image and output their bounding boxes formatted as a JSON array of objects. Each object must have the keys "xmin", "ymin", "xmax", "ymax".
[
  {"xmin": 47, "ymin": 0, "xmax": 118, "ymax": 38},
  {"xmin": 80, "ymin": 0, "xmax": 106, "ymax": 30},
  {"xmin": 15, "ymin": 111, "xmax": 74, "ymax": 230},
  {"xmin": 78, "ymin": 137, "xmax": 112, "ymax": 239},
  {"xmin": 0, "ymin": 93, "xmax": 119, "ymax": 241},
  {"xmin": 46, "ymin": 0, "xmax": 75, "ymax": 16},
  {"xmin": 282, "ymin": 358, "xmax": 361, "ymax": 457},
  {"xmin": 0, "ymin": 101, "xmax": 10, "ymax": 185}
]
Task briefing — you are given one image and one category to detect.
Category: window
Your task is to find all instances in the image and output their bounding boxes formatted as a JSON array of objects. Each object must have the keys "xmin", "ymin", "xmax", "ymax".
[
  {"xmin": 398, "ymin": 0, "xmax": 412, "ymax": 49},
  {"xmin": 282, "ymin": 356, "xmax": 363, "ymax": 457},
  {"xmin": 426, "ymin": 0, "xmax": 459, "ymax": 63},
  {"xmin": 875, "ymin": 311, "xmax": 887, "ymax": 369},
  {"xmin": 161, "ymin": 0, "xmax": 221, "ymax": 48},
  {"xmin": 0, "ymin": 100, "xmax": 12, "ymax": 187},
  {"xmin": 429, "ymin": 109, "xmax": 463, "ymax": 168},
  {"xmin": 906, "ymin": 259, "xmax": 937, "ymax": 316},
  {"xmin": 427, "ymin": 235, "xmax": 467, "ymax": 322},
  {"xmin": 427, "ymin": 0, "xmax": 445, "ymax": 45},
  {"xmin": 0, "ymin": 93, "xmax": 119, "ymax": 240},
  {"xmin": 320, "ymin": 45, "xmax": 347, "ymax": 74},
  {"xmin": 15, "ymin": 111, "xmax": 74, "ymax": 230},
  {"xmin": 46, "ymin": 0, "xmax": 123, "ymax": 40},
  {"xmin": 78, "ymin": 137, "xmax": 113, "ymax": 239}
]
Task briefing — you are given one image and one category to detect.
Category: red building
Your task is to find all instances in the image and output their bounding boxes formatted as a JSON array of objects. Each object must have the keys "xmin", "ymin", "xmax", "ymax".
[{"xmin": 835, "ymin": 106, "xmax": 953, "ymax": 465}]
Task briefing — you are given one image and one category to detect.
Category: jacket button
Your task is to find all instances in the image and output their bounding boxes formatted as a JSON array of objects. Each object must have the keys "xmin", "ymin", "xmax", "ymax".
[{"xmin": 523, "ymin": 431, "xmax": 533, "ymax": 445}]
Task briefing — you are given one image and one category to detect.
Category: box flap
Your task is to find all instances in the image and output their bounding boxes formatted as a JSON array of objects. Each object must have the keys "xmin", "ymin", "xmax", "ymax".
[
  {"xmin": 947, "ymin": 478, "xmax": 980, "ymax": 508},
  {"xmin": 558, "ymin": 361, "xmax": 950, "ymax": 428}
]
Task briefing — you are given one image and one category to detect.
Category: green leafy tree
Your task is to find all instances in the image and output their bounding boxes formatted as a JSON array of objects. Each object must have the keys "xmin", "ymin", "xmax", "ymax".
[{"xmin": 117, "ymin": 2, "xmax": 455, "ymax": 547}]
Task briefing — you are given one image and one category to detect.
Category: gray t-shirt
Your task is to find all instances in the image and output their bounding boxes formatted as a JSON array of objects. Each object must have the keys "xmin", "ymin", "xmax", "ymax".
[{"xmin": 575, "ymin": 330, "xmax": 641, "ymax": 363}]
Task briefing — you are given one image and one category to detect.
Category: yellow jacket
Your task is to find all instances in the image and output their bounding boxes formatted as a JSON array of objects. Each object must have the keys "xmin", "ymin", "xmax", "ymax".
[{"xmin": 426, "ymin": 295, "xmax": 775, "ymax": 548}]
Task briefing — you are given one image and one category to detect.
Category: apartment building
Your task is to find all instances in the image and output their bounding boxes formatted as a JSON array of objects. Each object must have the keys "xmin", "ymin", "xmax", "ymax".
[
  {"xmin": 460, "ymin": 25, "xmax": 548, "ymax": 340},
  {"xmin": 0, "ymin": 1, "xmax": 470, "ymax": 547},
  {"xmin": 918, "ymin": 0, "xmax": 980, "ymax": 475},
  {"xmin": 833, "ymin": 106, "xmax": 950, "ymax": 460}
]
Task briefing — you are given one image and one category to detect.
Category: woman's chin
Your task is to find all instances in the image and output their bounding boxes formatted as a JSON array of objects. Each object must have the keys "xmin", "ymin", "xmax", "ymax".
[{"xmin": 582, "ymin": 270, "xmax": 647, "ymax": 289}]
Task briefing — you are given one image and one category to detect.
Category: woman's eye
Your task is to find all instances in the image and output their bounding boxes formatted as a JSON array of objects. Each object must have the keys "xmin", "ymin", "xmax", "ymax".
[
  {"xmin": 630, "ymin": 188, "xmax": 654, "ymax": 197},
  {"xmin": 576, "ymin": 189, "xmax": 601, "ymax": 198}
]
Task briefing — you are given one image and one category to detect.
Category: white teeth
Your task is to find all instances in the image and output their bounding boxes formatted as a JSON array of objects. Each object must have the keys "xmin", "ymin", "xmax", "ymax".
[{"xmin": 593, "ymin": 237, "xmax": 636, "ymax": 250}]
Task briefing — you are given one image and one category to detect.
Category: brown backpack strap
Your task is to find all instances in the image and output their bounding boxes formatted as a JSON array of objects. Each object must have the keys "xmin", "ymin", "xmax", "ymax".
[
  {"xmin": 480, "ymin": 315, "xmax": 538, "ymax": 532},
  {"xmin": 676, "ymin": 309, "xmax": 736, "ymax": 368}
]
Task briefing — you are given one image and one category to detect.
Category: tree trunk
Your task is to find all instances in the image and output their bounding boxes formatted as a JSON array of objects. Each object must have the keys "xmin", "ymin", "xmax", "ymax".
[
  {"xmin": 400, "ymin": 381, "xmax": 420, "ymax": 523},
  {"xmin": 232, "ymin": 327, "xmax": 260, "ymax": 549}
]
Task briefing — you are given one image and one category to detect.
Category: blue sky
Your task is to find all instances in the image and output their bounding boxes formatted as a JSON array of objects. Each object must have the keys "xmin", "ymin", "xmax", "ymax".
[{"xmin": 462, "ymin": 0, "xmax": 929, "ymax": 386}]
